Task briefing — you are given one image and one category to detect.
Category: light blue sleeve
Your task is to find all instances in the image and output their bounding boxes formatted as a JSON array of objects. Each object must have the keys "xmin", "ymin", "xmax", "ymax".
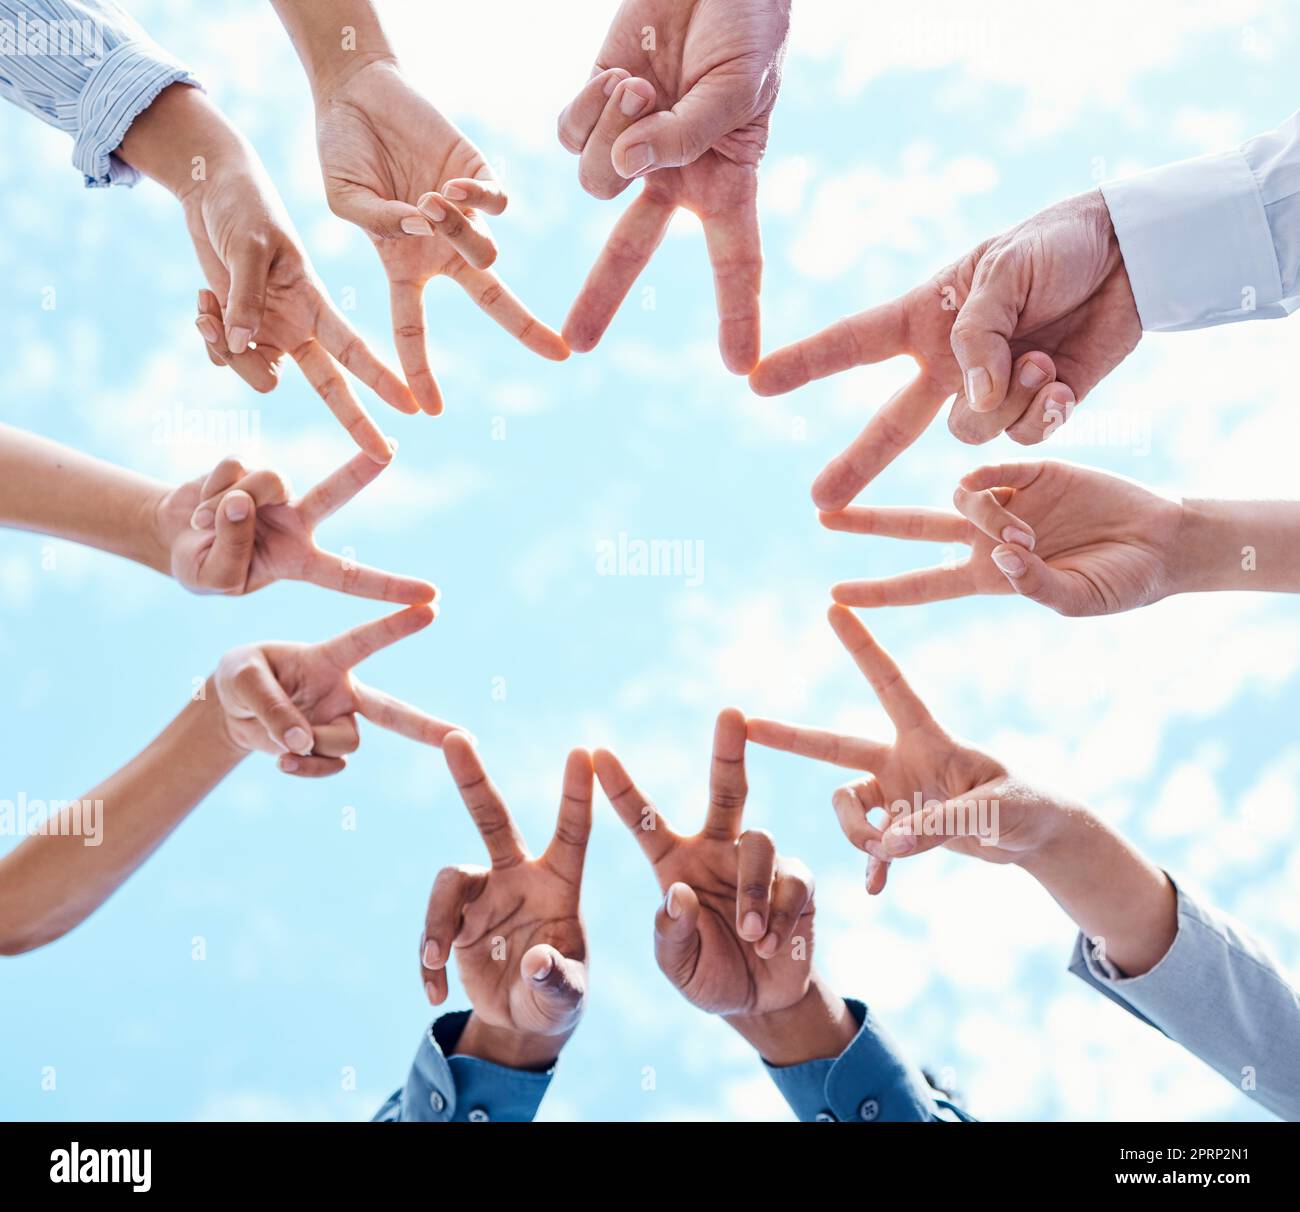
[
  {"xmin": 1069, "ymin": 879, "xmax": 1300, "ymax": 1122},
  {"xmin": 0, "ymin": 0, "xmax": 199, "ymax": 187},
  {"xmin": 1101, "ymin": 111, "xmax": 1300, "ymax": 332},
  {"xmin": 763, "ymin": 998, "xmax": 974, "ymax": 1123},
  {"xmin": 372, "ymin": 1011, "xmax": 555, "ymax": 1124}
]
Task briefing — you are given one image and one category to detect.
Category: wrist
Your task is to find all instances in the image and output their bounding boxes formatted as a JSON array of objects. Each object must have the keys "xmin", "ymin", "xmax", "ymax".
[
  {"xmin": 1013, "ymin": 800, "xmax": 1094, "ymax": 884},
  {"xmin": 272, "ymin": 0, "xmax": 397, "ymax": 103},
  {"xmin": 450, "ymin": 1013, "xmax": 571, "ymax": 1072},
  {"xmin": 196, "ymin": 676, "xmax": 251, "ymax": 765},
  {"xmin": 1168, "ymin": 498, "xmax": 1275, "ymax": 595},
  {"xmin": 725, "ymin": 973, "xmax": 858, "ymax": 1067},
  {"xmin": 140, "ymin": 483, "xmax": 176, "ymax": 578}
]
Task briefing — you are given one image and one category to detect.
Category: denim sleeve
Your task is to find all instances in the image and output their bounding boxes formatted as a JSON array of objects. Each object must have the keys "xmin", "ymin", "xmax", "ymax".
[
  {"xmin": 763, "ymin": 998, "xmax": 973, "ymax": 1123},
  {"xmin": 0, "ymin": 0, "xmax": 199, "ymax": 186},
  {"xmin": 372, "ymin": 1011, "xmax": 555, "ymax": 1123},
  {"xmin": 1069, "ymin": 878, "xmax": 1300, "ymax": 1121}
]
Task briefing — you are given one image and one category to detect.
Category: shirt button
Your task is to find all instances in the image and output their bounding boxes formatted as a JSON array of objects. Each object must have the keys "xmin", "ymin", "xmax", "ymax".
[
  {"xmin": 814, "ymin": 1110, "xmax": 836, "ymax": 1122},
  {"xmin": 428, "ymin": 1090, "xmax": 446, "ymax": 1114},
  {"xmin": 467, "ymin": 1108, "xmax": 490, "ymax": 1122},
  {"xmin": 858, "ymin": 1098, "xmax": 880, "ymax": 1121}
]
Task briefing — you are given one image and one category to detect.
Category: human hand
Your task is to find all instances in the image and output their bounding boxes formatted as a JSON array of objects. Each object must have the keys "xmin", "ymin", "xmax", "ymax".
[
  {"xmin": 420, "ymin": 735, "xmax": 591, "ymax": 1067},
  {"xmin": 214, "ymin": 603, "xmax": 456, "ymax": 776},
  {"xmin": 750, "ymin": 191, "xmax": 1142, "ymax": 508},
  {"xmin": 747, "ymin": 606, "xmax": 1049, "ymax": 894},
  {"xmin": 824, "ymin": 460, "xmax": 1186, "ymax": 617},
  {"xmin": 313, "ymin": 58, "xmax": 568, "ymax": 414},
  {"xmin": 558, "ymin": 0, "xmax": 792, "ymax": 373},
  {"xmin": 155, "ymin": 448, "xmax": 437, "ymax": 603},
  {"xmin": 593, "ymin": 709, "xmax": 815, "ymax": 1017}
]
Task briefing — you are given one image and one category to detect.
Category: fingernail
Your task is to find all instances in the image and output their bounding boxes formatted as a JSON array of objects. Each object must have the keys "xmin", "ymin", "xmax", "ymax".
[
  {"xmin": 665, "ymin": 887, "xmax": 681, "ymax": 919},
  {"xmin": 227, "ymin": 326, "xmax": 252, "ymax": 354},
  {"xmin": 280, "ymin": 756, "xmax": 299, "ymax": 773},
  {"xmin": 1019, "ymin": 361, "xmax": 1049, "ymax": 390},
  {"xmin": 424, "ymin": 981, "xmax": 437, "ymax": 1006},
  {"xmin": 443, "ymin": 184, "xmax": 467, "ymax": 201},
  {"xmin": 964, "ymin": 366, "xmax": 992, "ymax": 404},
  {"xmin": 623, "ymin": 143, "xmax": 655, "ymax": 175},
  {"xmin": 284, "ymin": 727, "xmax": 312, "ymax": 755},
  {"xmin": 190, "ymin": 508, "xmax": 215, "ymax": 531},
  {"xmin": 224, "ymin": 495, "xmax": 250, "ymax": 523},
  {"xmin": 417, "ymin": 197, "xmax": 446, "ymax": 223},
  {"xmin": 602, "ymin": 70, "xmax": 622, "ymax": 96},
  {"xmin": 992, "ymin": 547, "xmax": 1026, "ymax": 578},
  {"xmin": 758, "ymin": 932, "xmax": 779, "ymax": 957},
  {"xmin": 195, "ymin": 315, "xmax": 221, "ymax": 344},
  {"xmin": 741, "ymin": 911, "xmax": 763, "ymax": 939},
  {"xmin": 1001, "ymin": 526, "xmax": 1034, "ymax": 551},
  {"xmin": 530, "ymin": 953, "xmax": 554, "ymax": 982},
  {"xmin": 422, "ymin": 938, "xmax": 440, "ymax": 969},
  {"xmin": 619, "ymin": 87, "xmax": 649, "ymax": 118},
  {"xmin": 401, "ymin": 216, "xmax": 435, "ymax": 236},
  {"xmin": 884, "ymin": 829, "xmax": 916, "ymax": 856}
]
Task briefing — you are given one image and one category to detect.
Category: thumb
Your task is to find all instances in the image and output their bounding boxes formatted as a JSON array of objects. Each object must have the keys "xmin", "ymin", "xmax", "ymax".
[
  {"xmin": 202, "ymin": 490, "xmax": 258, "ymax": 593},
  {"xmin": 330, "ymin": 188, "xmax": 433, "ymax": 241},
  {"xmin": 520, "ymin": 945, "xmax": 586, "ymax": 1016},
  {"xmin": 990, "ymin": 543, "xmax": 1091, "ymax": 615},
  {"xmin": 653, "ymin": 881, "xmax": 701, "ymax": 988},
  {"xmin": 879, "ymin": 791, "xmax": 1001, "ymax": 859},
  {"xmin": 948, "ymin": 260, "xmax": 1022, "ymax": 414},
  {"xmin": 611, "ymin": 71, "xmax": 745, "ymax": 176},
  {"xmin": 224, "ymin": 239, "xmax": 272, "ymax": 354}
]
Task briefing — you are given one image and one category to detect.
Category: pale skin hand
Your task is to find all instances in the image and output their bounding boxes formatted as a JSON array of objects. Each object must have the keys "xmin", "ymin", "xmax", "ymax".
[
  {"xmin": 749, "ymin": 191, "xmax": 1143, "ymax": 509},
  {"xmin": 593, "ymin": 709, "xmax": 857, "ymax": 1065},
  {"xmin": 118, "ymin": 84, "xmax": 416, "ymax": 462},
  {"xmin": 825, "ymin": 460, "xmax": 1186, "ymax": 617},
  {"xmin": 420, "ymin": 736, "xmax": 592, "ymax": 1069},
  {"xmin": 558, "ymin": 0, "xmax": 791, "ymax": 373},
  {"xmin": 747, "ymin": 606, "xmax": 1177, "ymax": 976},
  {"xmin": 270, "ymin": 0, "xmax": 567, "ymax": 416},
  {"xmin": 156, "ymin": 448, "xmax": 437, "ymax": 603},
  {"xmin": 214, "ymin": 604, "xmax": 458, "ymax": 778}
]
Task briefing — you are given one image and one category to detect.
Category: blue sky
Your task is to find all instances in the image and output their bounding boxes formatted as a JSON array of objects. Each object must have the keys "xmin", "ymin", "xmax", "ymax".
[{"xmin": 2, "ymin": 0, "xmax": 1299, "ymax": 1121}]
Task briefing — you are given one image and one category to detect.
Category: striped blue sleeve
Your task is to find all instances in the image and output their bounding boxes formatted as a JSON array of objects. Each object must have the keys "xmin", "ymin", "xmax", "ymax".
[{"xmin": 0, "ymin": 0, "xmax": 200, "ymax": 187}]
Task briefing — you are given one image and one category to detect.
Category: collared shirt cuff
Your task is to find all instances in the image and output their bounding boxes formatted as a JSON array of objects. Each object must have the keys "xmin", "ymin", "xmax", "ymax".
[
  {"xmin": 373, "ymin": 1012, "xmax": 555, "ymax": 1123},
  {"xmin": 763, "ymin": 998, "xmax": 955, "ymax": 1122},
  {"xmin": 1101, "ymin": 150, "xmax": 1285, "ymax": 331},
  {"xmin": 73, "ymin": 40, "xmax": 199, "ymax": 187}
]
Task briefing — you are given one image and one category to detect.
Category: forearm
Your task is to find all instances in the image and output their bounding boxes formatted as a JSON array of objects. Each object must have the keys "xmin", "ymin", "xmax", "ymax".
[
  {"xmin": 0, "ymin": 682, "xmax": 245, "ymax": 954},
  {"xmin": 1172, "ymin": 498, "xmax": 1300, "ymax": 594},
  {"xmin": 0, "ymin": 424, "xmax": 170, "ymax": 574},
  {"xmin": 269, "ymin": 0, "xmax": 397, "ymax": 99},
  {"xmin": 725, "ymin": 972, "xmax": 858, "ymax": 1066},
  {"xmin": 116, "ymin": 81, "xmax": 251, "ymax": 200},
  {"xmin": 1019, "ymin": 810, "xmax": 1177, "ymax": 977}
]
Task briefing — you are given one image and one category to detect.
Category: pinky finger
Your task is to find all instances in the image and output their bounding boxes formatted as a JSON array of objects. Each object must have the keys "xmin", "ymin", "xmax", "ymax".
[{"xmin": 278, "ymin": 754, "xmax": 347, "ymax": 778}]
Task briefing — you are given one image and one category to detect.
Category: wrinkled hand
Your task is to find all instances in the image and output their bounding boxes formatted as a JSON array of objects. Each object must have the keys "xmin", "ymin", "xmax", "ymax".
[
  {"xmin": 421, "ymin": 736, "xmax": 591, "ymax": 1055},
  {"xmin": 184, "ymin": 172, "xmax": 417, "ymax": 463},
  {"xmin": 214, "ymin": 604, "xmax": 456, "ymax": 777},
  {"xmin": 559, "ymin": 0, "xmax": 791, "ymax": 372},
  {"xmin": 824, "ymin": 460, "xmax": 1185, "ymax": 617},
  {"xmin": 157, "ymin": 449, "xmax": 437, "ymax": 603},
  {"xmin": 750, "ymin": 191, "xmax": 1143, "ymax": 509},
  {"xmin": 749, "ymin": 606, "xmax": 1021, "ymax": 894},
  {"xmin": 314, "ymin": 58, "xmax": 567, "ymax": 414},
  {"xmin": 593, "ymin": 708, "xmax": 815, "ymax": 1018}
]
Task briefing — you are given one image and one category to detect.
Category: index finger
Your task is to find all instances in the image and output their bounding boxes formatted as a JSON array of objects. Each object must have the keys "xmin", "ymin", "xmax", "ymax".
[
  {"xmin": 316, "ymin": 306, "xmax": 420, "ymax": 417},
  {"xmin": 746, "ymin": 717, "xmax": 890, "ymax": 771},
  {"xmin": 291, "ymin": 340, "xmax": 392, "ymax": 464},
  {"xmin": 298, "ymin": 449, "xmax": 391, "ymax": 529},
  {"xmin": 542, "ymin": 747, "xmax": 595, "ymax": 884},
  {"xmin": 703, "ymin": 199, "xmax": 762, "ymax": 375},
  {"xmin": 702, "ymin": 707, "xmax": 748, "ymax": 840},
  {"xmin": 811, "ymin": 373, "xmax": 951, "ymax": 511},
  {"xmin": 826, "ymin": 605, "xmax": 934, "ymax": 732},
  {"xmin": 748, "ymin": 299, "xmax": 907, "ymax": 397},
  {"xmin": 320, "ymin": 603, "xmax": 435, "ymax": 669},
  {"xmin": 592, "ymin": 748, "xmax": 678, "ymax": 864},
  {"xmin": 353, "ymin": 681, "xmax": 459, "ymax": 747},
  {"xmin": 442, "ymin": 732, "xmax": 528, "ymax": 869}
]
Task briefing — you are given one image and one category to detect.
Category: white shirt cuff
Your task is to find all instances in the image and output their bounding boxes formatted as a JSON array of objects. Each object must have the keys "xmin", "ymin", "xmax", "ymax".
[{"xmin": 1102, "ymin": 150, "xmax": 1285, "ymax": 331}]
